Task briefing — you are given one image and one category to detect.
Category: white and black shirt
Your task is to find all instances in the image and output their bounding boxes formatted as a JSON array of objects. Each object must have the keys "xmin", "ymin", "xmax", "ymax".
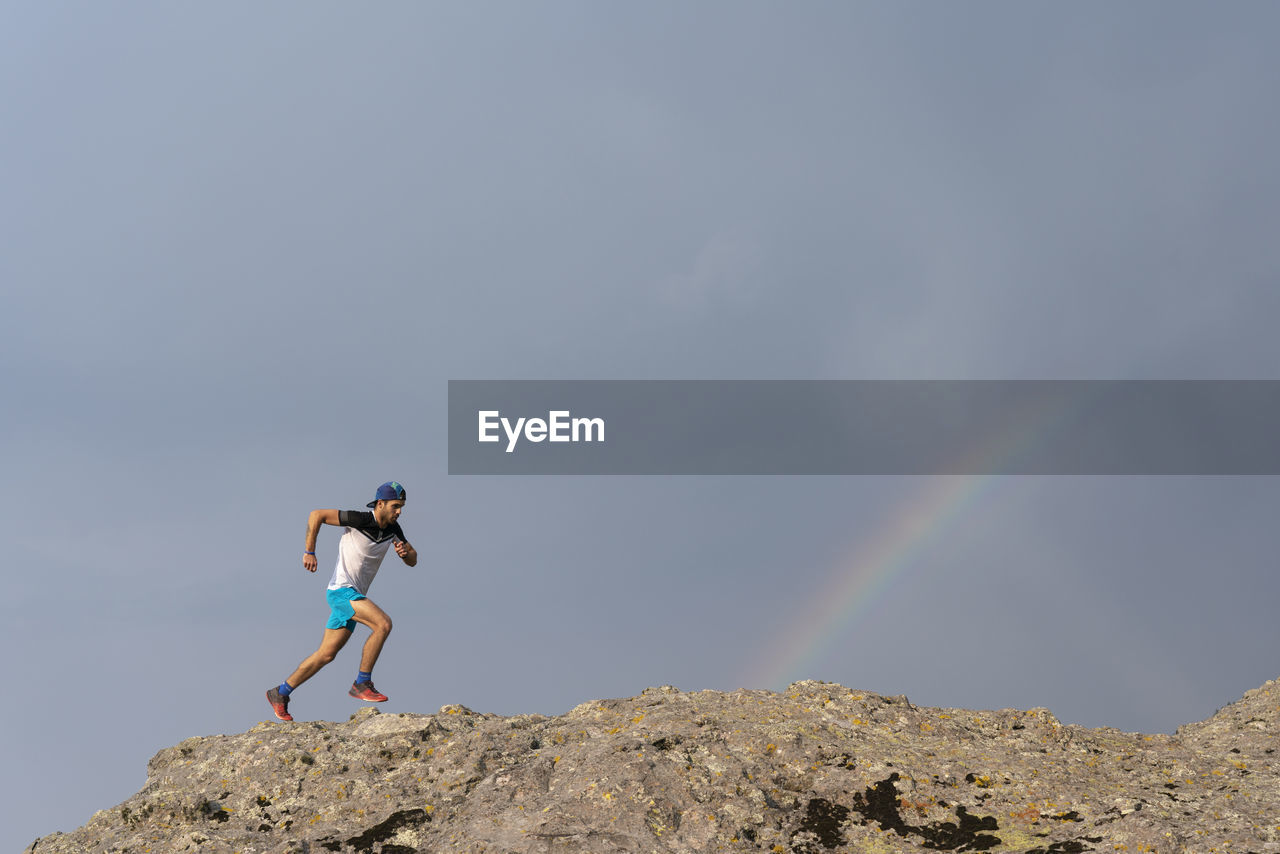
[{"xmin": 327, "ymin": 510, "xmax": 407, "ymax": 595}]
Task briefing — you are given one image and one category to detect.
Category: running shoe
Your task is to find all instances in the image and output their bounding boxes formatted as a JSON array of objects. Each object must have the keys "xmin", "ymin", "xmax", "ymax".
[
  {"xmin": 266, "ymin": 686, "xmax": 293, "ymax": 722},
  {"xmin": 349, "ymin": 681, "xmax": 388, "ymax": 702}
]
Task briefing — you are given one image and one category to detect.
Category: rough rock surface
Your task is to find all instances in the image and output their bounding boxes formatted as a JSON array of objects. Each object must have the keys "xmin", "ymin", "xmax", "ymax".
[{"xmin": 27, "ymin": 679, "xmax": 1280, "ymax": 853}]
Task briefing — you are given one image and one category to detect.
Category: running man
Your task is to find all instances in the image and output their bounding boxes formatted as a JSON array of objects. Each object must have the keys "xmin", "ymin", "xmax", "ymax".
[{"xmin": 266, "ymin": 481, "xmax": 417, "ymax": 722}]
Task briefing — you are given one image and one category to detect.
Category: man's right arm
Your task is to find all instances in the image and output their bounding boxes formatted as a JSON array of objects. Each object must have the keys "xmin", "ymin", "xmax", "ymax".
[{"xmin": 303, "ymin": 509, "xmax": 341, "ymax": 572}]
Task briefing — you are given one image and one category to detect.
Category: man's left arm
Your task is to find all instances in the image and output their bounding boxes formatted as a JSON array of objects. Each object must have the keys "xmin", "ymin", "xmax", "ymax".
[{"xmin": 394, "ymin": 532, "xmax": 418, "ymax": 567}]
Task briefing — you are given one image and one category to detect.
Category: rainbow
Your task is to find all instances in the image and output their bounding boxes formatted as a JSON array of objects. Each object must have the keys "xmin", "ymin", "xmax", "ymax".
[
  {"xmin": 745, "ymin": 474, "xmax": 992, "ymax": 689},
  {"xmin": 745, "ymin": 382, "xmax": 1079, "ymax": 690}
]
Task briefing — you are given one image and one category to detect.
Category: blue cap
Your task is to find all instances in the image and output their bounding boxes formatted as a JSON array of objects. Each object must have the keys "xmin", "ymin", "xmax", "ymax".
[{"xmin": 366, "ymin": 481, "xmax": 406, "ymax": 508}]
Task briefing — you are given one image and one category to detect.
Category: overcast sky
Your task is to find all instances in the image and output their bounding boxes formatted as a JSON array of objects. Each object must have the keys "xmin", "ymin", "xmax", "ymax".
[{"xmin": 5, "ymin": 3, "xmax": 1280, "ymax": 850}]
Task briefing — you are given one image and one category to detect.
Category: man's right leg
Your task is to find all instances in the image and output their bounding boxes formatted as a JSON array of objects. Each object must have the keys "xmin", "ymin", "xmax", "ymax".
[
  {"xmin": 267, "ymin": 628, "xmax": 352, "ymax": 721},
  {"xmin": 286, "ymin": 627, "xmax": 354, "ymax": 689}
]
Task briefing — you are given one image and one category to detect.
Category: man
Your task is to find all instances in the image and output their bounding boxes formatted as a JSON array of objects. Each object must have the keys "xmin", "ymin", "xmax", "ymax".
[{"xmin": 266, "ymin": 481, "xmax": 417, "ymax": 722}]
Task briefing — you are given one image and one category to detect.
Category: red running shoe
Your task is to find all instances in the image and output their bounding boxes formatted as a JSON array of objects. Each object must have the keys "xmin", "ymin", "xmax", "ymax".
[
  {"xmin": 349, "ymin": 681, "xmax": 388, "ymax": 702},
  {"xmin": 266, "ymin": 686, "xmax": 293, "ymax": 722}
]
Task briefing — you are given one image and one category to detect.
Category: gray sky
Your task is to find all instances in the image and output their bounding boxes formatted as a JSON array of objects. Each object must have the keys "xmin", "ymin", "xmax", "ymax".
[{"xmin": 5, "ymin": 3, "xmax": 1280, "ymax": 850}]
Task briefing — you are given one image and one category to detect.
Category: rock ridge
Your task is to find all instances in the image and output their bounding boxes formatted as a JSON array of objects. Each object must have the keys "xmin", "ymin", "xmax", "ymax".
[{"xmin": 27, "ymin": 679, "xmax": 1280, "ymax": 853}]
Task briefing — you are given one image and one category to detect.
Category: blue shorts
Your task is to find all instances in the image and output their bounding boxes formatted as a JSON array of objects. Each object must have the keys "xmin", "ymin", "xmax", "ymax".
[{"xmin": 326, "ymin": 586, "xmax": 367, "ymax": 631}]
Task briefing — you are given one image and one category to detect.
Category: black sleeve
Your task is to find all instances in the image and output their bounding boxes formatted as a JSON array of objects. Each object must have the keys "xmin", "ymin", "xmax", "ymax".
[
  {"xmin": 392, "ymin": 522, "xmax": 408, "ymax": 542},
  {"xmin": 338, "ymin": 510, "xmax": 375, "ymax": 527}
]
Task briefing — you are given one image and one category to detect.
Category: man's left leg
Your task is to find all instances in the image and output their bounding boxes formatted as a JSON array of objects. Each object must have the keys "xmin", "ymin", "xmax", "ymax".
[{"xmin": 348, "ymin": 597, "xmax": 393, "ymax": 702}]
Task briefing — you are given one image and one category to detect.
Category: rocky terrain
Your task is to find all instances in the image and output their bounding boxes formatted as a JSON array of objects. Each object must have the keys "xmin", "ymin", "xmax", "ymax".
[{"xmin": 26, "ymin": 679, "xmax": 1280, "ymax": 853}]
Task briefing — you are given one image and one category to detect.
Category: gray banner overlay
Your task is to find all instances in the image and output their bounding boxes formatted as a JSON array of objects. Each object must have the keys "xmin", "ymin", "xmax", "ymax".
[{"xmin": 448, "ymin": 381, "xmax": 1280, "ymax": 475}]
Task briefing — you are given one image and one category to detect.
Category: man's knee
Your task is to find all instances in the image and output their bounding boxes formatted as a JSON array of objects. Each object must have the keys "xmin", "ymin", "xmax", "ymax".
[
  {"xmin": 360, "ymin": 613, "xmax": 392, "ymax": 636},
  {"xmin": 354, "ymin": 600, "xmax": 392, "ymax": 635},
  {"xmin": 306, "ymin": 648, "xmax": 337, "ymax": 668}
]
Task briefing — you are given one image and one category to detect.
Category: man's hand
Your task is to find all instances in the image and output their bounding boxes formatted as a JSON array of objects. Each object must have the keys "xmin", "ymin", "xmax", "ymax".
[
  {"xmin": 394, "ymin": 539, "xmax": 418, "ymax": 566},
  {"xmin": 303, "ymin": 509, "xmax": 339, "ymax": 573}
]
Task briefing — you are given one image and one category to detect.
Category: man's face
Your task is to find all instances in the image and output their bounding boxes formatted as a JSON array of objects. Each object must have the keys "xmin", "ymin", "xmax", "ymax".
[{"xmin": 374, "ymin": 499, "xmax": 405, "ymax": 527}]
